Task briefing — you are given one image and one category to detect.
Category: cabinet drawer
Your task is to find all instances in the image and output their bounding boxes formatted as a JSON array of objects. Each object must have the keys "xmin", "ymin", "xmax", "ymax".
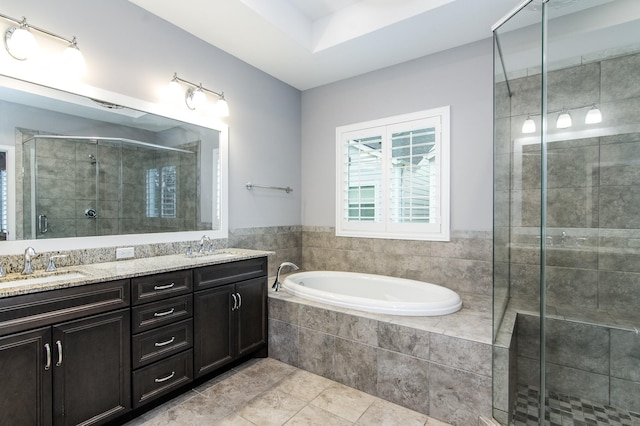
[
  {"xmin": 132, "ymin": 294, "xmax": 193, "ymax": 333},
  {"xmin": 132, "ymin": 318, "xmax": 193, "ymax": 369},
  {"xmin": 133, "ymin": 349, "xmax": 193, "ymax": 408},
  {"xmin": 0, "ymin": 280, "xmax": 130, "ymax": 336},
  {"xmin": 195, "ymin": 257, "xmax": 267, "ymax": 290},
  {"xmin": 132, "ymin": 270, "xmax": 192, "ymax": 306}
]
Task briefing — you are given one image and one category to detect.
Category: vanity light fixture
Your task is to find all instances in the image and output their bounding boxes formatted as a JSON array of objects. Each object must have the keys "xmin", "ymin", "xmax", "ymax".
[
  {"xmin": 168, "ymin": 73, "xmax": 229, "ymax": 117},
  {"xmin": 556, "ymin": 109, "xmax": 572, "ymax": 129},
  {"xmin": 0, "ymin": 12, "xmax": 86, "ymax": 76},
  {"xmin": 584, "ymin": 104, "xmax": 602, "ymax": 124},
  {"xmin": 522, "ymin": 116, "xmax": 536, "ymax": 134}
]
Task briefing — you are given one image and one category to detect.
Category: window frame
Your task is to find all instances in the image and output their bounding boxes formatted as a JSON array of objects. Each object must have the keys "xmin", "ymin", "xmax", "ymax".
[{"xmin": 335, "ymin": 107, "xmax": 450, "ymax": 241}]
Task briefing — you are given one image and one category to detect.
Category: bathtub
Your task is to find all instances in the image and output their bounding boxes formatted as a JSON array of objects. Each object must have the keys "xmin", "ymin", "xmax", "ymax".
[{"xmin": 282, "ymin": 271, "xmax": 462, "ymax": 316}]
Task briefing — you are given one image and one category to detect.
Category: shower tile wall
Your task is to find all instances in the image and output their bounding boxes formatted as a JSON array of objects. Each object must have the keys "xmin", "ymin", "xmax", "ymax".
[
  {"xmin": 497, "ymin": 50, "xmax": 640, "ymax": 416},
  {"xmin": 505, "ymin": 51, "xmax": 640, "ymax": 316}
]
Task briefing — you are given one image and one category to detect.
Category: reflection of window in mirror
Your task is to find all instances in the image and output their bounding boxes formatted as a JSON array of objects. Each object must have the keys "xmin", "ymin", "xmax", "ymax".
[
  {"xmin": 0, "ymin": 152, "xmax": 6, "ymax": 240},
  {"xmin": 336, "ymin": 107, "xmax": 450, "ymax": 241},
  {"xmin": 146, "ymin": 165, "xmax": 177, "ymax": 219}
]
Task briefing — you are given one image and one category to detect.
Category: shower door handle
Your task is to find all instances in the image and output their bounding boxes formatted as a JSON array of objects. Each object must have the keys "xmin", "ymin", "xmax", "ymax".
[{"xmin": 38, "ymin": 214, "xmax": 48, "ymax": 234}]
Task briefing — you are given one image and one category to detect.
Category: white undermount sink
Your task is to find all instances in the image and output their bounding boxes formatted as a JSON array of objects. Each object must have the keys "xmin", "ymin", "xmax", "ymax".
[{"xmin": 0, "ymin": 271, "xmax": 86, "ymax": 289}]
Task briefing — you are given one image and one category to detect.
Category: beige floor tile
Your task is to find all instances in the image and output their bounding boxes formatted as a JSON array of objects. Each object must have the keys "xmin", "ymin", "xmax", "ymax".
[
  {"xmin": 141, "ymin": 393, "xmax": 235, "ymax": 425},
  {"xmin": 237, "ymin": 389, "xmax": 307, "ymax": 426},
  {"xmin": 284, "ymin": 404, "xmax": 353, "ymax": 426},
  {"xmin": 310, "ymin": 383, "xmax": 376, "ymax": 422},
  {"xmin": 426, "ymin": 417, "xmax": 453, "ymax": 426},
  {"xmin": 199, "ymin": 369, "xmax": 273, "ymax": 408},
  {"xmin": 234, "ymin": 357, "xmax": 299, "ymax": 386},
  {"xmin": 216, "ymin": 412, "xmax": 259, "ymax": 425},
  {"xmin": 275, "ymin": 370, "xmax": 335, "ymax": 402},
  {"xmin": 355, "ymin": 399, "xmax": 429, "ymax": 426}
]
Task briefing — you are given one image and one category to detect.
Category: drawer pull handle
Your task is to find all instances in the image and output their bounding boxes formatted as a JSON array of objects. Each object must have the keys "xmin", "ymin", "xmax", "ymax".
[
  {"xmin": 153, "ymin": 308, "xmax": 175, "ymax": 317},
  {"xmin": 44, "ymin": 343, "xmax": 52, "ymax": 370},
  {"xmin": 154, "ymin": 282, "xmax": 175, "ymax": 291},
  {"xmin": 155, "ymin": 336, "xmax": 176, "ymax": 347},
  {"xmin": 237, "ymin": 293, "xmax": 242, "ymax": 309},
  {"xmin": 231, "ymin": 293, "xmax": 237, "ymax": 310},
  {"xmin": 55, "ymin": 340, "xmax": 63, "ymax": 367},
  {"xmin": 154, "ymin": 371, "xmax": 175, "ymax": 383}
]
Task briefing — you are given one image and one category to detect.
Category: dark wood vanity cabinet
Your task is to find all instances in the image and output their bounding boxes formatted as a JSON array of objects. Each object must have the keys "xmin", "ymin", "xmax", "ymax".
[
  {"xmin": 0, "ymin": 280, "xmax": 131, "ymax": 426},
  {"xmin": 0, "ymin": 255, "xmax": 268, "ymax": 424},
  {"xmin": 194, "ymin": 258, "xmax": 268, "ymax": 378},
  {"xmin": 131, "ymin": 270, "xmax": 194, "ymax": 408}
]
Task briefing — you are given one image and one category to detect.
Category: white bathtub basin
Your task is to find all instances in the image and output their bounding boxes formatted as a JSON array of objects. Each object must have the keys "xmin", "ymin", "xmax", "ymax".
[{"xmin": 283, "ymin": 271, "xmax": 462, "ymax": 316}]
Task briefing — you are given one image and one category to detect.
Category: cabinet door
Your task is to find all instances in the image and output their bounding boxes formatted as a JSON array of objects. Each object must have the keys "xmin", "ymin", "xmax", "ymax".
[
  {"xmin": 52, "ymin": 309, "xmax": 130, "ymax": 426},
  {"xmin": 236, "ymin": 278, "xmax": 267, "ymax": 357},
  {"xmin": 194, "ymin": 285, "xmax": 234, "ymax": 378},
  {"xmin": 0, "ymin": 327, "xmax": 52, "ymax": 426}
]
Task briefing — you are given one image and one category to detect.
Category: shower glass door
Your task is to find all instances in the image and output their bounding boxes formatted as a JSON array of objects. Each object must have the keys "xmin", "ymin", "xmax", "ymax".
[
  {"xmin": 542, "ymin": 1, "xmax": 640, "ymax": 424},
  {"xmin": 493, "ymin": 0, "xmax": 640, "ymax": 424}
]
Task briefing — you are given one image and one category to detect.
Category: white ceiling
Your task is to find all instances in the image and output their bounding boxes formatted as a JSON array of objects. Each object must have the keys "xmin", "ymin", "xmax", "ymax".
[{"xmin": 126, "ymin": 0, "xmax": 523, "ymax": 90}]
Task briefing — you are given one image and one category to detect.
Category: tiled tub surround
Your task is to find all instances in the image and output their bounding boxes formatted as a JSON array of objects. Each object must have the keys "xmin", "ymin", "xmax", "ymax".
[
  {"xmin": 302, "ymin": 227, "xmax": 493, "ymax": 298},
  {"xmin": 229, "ymin": 226, "xmax": 302, "ymax": 278},
  {"xmin": 268, "ymin": 288, "xmax": 493, "ymax": 426}
]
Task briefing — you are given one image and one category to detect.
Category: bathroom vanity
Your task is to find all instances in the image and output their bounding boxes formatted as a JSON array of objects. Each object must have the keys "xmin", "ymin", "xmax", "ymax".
[{"xmin": 0, "ymin": 249, "xmax": 269, "ymax": 425}]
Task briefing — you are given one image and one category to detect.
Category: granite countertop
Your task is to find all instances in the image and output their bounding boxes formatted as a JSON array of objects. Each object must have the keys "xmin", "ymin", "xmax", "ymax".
[{"xmin": 0, "ymin": 248, "xmax": 273, "ymax": 298}]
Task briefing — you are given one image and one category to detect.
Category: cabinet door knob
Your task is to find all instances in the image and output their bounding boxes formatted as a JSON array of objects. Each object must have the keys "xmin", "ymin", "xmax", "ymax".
[
  {"xmin": 154, "ymin": 371, "xmax": 175, "ymax": 383},
  {"xmin": 237, "ymin": 293, "xmax": 242, "ymax": 309},
  {"xmin": 153, "ymin": 308, "xmax": 175, "ymax": 317},
  {"xmin": 231, "ymin": 293, "xmax": 238, "ymax": 310},
  {"xmin": 154, "ymin": 283, "xmax": 175, "ymax": 291},
  {"xmin": 44, "ymin": 343, "xmax": 52, "ymax": 370},
  {"xmin": 55, "ymin": 340, "xmax": 63, "ymax": 366}
]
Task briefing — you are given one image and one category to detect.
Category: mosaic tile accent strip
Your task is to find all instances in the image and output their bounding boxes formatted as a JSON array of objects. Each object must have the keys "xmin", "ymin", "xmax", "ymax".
[{"xmin": 512, "ymin": 385, "xmax": 640, "ymax": 426}]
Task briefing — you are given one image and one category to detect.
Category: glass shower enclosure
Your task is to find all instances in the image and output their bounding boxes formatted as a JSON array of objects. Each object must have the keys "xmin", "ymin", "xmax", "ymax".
[
  {"xmin": 493, "ymin": 0, "xmax": 640, "ymax": 424},
  {"xmin": 19, "ymin": 134, "xmax": 199, "ymax": 239}
]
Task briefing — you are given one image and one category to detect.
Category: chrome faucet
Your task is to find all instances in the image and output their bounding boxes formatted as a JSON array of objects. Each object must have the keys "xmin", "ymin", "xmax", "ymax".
[
  {"xmin": 272, "ymin": 262, "xmax": 299, "ymax": 291},
  {"xmin": 22, "ymin": 247, "xmax": 38, "ymax": 275},
  {"xmin": 199, "ymin": 235, "xmax": 211, "ymax": 253}
]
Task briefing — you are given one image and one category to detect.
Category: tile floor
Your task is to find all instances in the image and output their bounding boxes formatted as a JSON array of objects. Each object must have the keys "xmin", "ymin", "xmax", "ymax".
[
  {"xmin": 512, "ymin": 385, "xmax": 640, "ymax": 426},
  {"xmin": 125, "ymin": 357, "xmax": 451, "ymax": 426}
]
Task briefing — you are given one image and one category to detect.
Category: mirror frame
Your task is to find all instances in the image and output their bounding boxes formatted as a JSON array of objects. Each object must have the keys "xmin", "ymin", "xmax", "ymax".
[{"xmin": 0, "ymin": 72, "xmax": 228, "ymax": 255}]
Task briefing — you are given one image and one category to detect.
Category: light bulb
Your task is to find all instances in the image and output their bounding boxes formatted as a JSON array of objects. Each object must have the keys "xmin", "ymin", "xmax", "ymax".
[
  {"xmin": 522, "ymin": 117, "xmax": 536, "ymax": 134},
  {"xmin": 5, "ymin": 27, "xmax": 38, "ymax": 60},
  {"xmin": 585, "ymin": 105, "xmax": 602, "ymax": 124},
  {"xmin": 167, "ymin": 78, "xmax": 182, "ymax": 103},
  {"xmin": 191, "ymin": 88, "xmax": 207, "ymax": 109},
  {"xmin": 215, "ymin": 97, "xmax": 229, "ymax": 117},
  {"xmin": 556, "ymin": 111, "xmax": 572, "ymax": 129},
  {"xmin": 62, "ymin": 41, "xmax": 86, "ymax": 78}
]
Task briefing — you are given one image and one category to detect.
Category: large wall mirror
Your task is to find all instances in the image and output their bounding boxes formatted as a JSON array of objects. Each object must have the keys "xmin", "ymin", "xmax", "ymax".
[{"xmin": 0, "ymin": 74, "xmax": 228, "ymax": 254}]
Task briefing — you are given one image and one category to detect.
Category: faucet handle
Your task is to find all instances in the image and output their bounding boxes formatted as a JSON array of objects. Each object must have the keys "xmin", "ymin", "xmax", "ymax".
[{"xmin": 46, "ymin": 255, "xmax": 67, "ymax": 272}]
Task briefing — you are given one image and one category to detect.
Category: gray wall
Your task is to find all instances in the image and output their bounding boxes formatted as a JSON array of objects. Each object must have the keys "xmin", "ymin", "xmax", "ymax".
[
  {"xmin": 1, "ymin": 0, "xmax": 302, "ymax": 230},
  {"xmin": 301, "ymin": 39, "xmax": 494, "ymax": 232}
]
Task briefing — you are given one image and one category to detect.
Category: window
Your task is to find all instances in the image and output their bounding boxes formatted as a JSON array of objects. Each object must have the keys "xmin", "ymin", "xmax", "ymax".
[
  {"xmin": 145, "ymin": 165, "xmax": 177, "ymax": 218},
  {"xmin": 336, "ymin": 107, "xmax": 450, "ymax": 241}
]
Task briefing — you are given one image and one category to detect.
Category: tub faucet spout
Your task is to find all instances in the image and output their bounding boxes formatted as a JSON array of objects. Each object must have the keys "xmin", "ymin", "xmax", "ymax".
[{"xmin": 272, "ymin": 262, "xmax": 299, "ymax": 291}]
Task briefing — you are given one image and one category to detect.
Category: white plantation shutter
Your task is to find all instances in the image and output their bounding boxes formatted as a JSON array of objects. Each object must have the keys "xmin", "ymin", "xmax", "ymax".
[
  {"xmin": 336, "ymin": 107, "xmax": 450, "ymax": 241},
  {"xmin": 345, "ymin": 134, "xmax": 383, "ymax": 222}
]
